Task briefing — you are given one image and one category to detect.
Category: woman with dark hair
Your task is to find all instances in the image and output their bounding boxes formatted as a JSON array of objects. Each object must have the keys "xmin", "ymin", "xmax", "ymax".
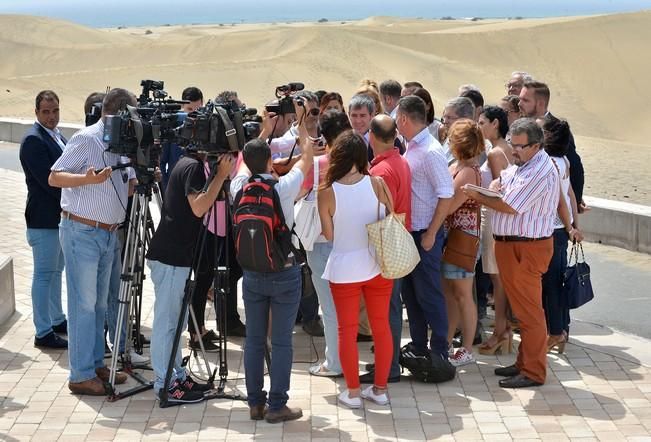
[
  {"xmin": 442, "ymin": 119, "xmax": 484, "ymax": 367},
  {"xmin": 476, "ymin": 106, "xmax": 514, "ymax": 355},
  {"xmin": 540, "ymin": 117, "xmax": 584, "ymax": 353},
  {"xmin": 499, "ymin": 95, "xmax": 521, "ymax": 126},
  {"xmin": 412, "ymin": 87, "xmax": 443, "ymax": 142},
  {"xmin": 318, "ymin": 130, "xmax": 394, "ymax": 409},
  {"xmin": 320, "ymin": 92, "xmax": 345, "ymax": 115}
]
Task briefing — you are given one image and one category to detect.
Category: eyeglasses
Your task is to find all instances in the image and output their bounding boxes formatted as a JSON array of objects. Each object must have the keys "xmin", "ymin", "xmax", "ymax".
[{"xmin": 508, "ymin": 141, "xmax": 535, "ymax": 150}]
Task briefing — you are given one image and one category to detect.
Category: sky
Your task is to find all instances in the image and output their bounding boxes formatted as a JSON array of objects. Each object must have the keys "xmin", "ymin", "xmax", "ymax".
[{"xmin": 1, "ymin": 0, "xmax": 651, "ymax": 27}]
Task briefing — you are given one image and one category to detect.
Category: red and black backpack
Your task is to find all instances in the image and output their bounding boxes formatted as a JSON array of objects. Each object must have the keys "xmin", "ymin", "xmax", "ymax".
[{"xmin": 232, "ymin": 175, "xmax": 294, "ymax": 273}]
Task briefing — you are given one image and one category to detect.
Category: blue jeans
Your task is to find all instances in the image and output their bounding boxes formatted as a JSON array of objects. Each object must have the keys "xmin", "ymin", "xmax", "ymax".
[
  {"xmin": 401, "ymin": 228, "xmax": 449, "ymax": 359},
  {"xmin": 148, "ymin": 260, "xmax": 191, "ymax": 393},
  {"xmin": 307, "ymin": 242, "xmax": 341, "ymax": 373},
  {"xmin": 26, "ymin": 228, "xmax": 66, "ymax": 338},
  {"xmin": 59, "ymin": 218, "xmax": 117, "ymax": 382},
  {"xmin": 542, "ymin": 228, "xmax": 570, "ymax": 335},
  {"xmin": 243, "ymin": 265, "xmax": 301, "ymax": 411},
  {"xmin": 388, "ymin": 278, "xmax": 403, "ymax": 378},
  {"xmin": 106, "ymin": 230, "xmax": 126, "ymax": 352}
]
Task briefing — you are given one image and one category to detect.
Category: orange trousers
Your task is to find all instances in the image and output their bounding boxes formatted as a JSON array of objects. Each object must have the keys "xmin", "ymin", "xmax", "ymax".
[{"xmin": 495, "ymin": 238, "xmax": 553, "ymax": 384}]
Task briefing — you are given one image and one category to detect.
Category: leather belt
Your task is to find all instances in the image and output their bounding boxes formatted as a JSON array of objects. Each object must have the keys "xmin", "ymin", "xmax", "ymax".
[
  {"xmin": 62, "ymin": 211, "xmax": 120, "ymax": 232},
  {"xmin": 493, "ymin": 235, "xmax": 551, "ymax": 242}
]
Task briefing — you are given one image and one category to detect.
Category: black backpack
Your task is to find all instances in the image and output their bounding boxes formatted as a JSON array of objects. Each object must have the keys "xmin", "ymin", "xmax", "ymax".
[
  {"xmin": 232, "ymin": 175, "xmax": 294, "ymax": 273},
  {"xmin": 399, "ymin": 343, "xmax": 456, "ymax": 383}
]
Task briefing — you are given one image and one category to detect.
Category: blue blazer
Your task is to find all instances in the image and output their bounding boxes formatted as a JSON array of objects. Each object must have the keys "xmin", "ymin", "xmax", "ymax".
[{"xmin": 19, "ymin": 123, "xmax": 65, "ymax": 229}]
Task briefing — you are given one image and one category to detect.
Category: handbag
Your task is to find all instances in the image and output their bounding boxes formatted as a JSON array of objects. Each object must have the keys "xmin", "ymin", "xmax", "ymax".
[
  {"xmin": 442, "ymin": 167, "xmax": 481, "ymax": 272},
  {"xmin": 564, "ymin": 242, "xmax": 594, "ymax": 309},
  {"xmin": 366, "ymin": 179, "xmax": 420, "ymax": 279},
  {"xmin": 293, "ymin": 157, "xmax": 322, "ymax": 251},
  {"xmin": 291, "ymin": 229, "xmax": 315, "ymax": 299}
]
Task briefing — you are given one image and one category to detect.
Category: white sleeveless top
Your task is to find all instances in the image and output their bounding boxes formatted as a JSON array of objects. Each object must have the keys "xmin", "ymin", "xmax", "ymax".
[
  {"xmin": 322, "ymin": 175, "xmax": 385, "ymax": 283},
  {"xmin": 551, "ymin": 156, "xmax": 573, "ymax": 229}
]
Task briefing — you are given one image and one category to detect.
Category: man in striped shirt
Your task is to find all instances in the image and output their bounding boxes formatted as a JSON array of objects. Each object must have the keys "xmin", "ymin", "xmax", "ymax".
[
  {"xmin": 49, "ymin": 88, "xmax": 137, "ymax": 395},
  {"xmin": 463, "ymin": 118, "xmax": 559, "ymax": 389}
]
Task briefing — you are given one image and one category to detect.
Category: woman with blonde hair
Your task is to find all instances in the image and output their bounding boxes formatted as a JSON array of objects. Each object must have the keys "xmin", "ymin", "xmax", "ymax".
[
  {"xmin": 442, "ymin": 119, "xmax": 485, "ymax": 367},
  {"xmin": 355, "ymin": 85, "xmax": 384, "ymax": 116}
]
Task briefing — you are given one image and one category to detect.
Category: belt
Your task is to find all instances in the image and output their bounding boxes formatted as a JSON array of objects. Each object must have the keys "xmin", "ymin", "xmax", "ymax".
[
  {"xmin": 62, "ymin": 211, "xmax": 120, "ymax": 232},
  {"xmin": 493, "ymin": 235, "xmax": 551, "ymax": 242}
]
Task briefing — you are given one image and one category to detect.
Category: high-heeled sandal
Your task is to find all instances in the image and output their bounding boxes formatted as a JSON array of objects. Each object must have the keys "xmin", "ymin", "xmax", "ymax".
[
  {"xmin": 478, "ymin": 331, "xmax": 513, "ymax": 355},
  {"xmin": 547, "ymin": 332, "xmax": 567, "ymax": 354}
]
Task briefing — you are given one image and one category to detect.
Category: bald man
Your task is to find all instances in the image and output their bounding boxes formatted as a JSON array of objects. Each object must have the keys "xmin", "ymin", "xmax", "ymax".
[{"xmin": 361, "ymin": 114, "xmax": 413, "ymax": 383}]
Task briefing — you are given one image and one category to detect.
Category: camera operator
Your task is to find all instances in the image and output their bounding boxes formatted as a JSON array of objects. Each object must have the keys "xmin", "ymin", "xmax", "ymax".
[
  {"xmin": 260, "ymin": 90, "xmax": 324, "ymax": 160},
  {"xmin": 48, "ymin": 88, "xmax": 137, "ymax": 395},
  {"xmin": 160, "ymin": 87, "xmax": 204, "ymax": 193},
  {"xmin": 230, "ymin": 132, "xmax": 315, "ymax": 423},
  {"xmin": 146, "ymin": 147, "xmax": 235, "ymax": 405}
]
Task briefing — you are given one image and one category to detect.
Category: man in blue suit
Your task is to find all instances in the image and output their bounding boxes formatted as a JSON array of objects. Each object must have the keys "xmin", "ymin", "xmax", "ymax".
[{"xmin": 19, "ymin": 90, "xmax": 68, "ymax": 349}]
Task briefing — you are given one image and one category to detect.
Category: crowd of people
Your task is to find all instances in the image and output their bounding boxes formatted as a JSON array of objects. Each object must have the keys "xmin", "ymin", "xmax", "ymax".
[{"xmin": 18, "ymin": 70, "xmax": 586, "ymax": 423}]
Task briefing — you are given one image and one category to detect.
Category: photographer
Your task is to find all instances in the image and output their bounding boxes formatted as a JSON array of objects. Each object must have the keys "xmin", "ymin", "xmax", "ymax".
[
  {"xmin": 231, "ymin": 134, "xmax": 314, "ymax": 423},
  {"xmin": 48, "ymin": 88, "xmax": 137, "ymax": 395},
  {"xmin": 146, "ymin": 148, "xmax": 234, "ymax": 405}
]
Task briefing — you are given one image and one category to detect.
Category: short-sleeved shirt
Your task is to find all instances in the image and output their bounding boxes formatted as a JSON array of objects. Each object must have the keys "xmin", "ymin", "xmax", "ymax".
[
  {"xmin": 230, "ymin": 168, "xmax": 304, "ymax": 230},
  {"xmin": 492, "ymin": 149, "xmax": 560, "ymax": 238},
  {"xmin": 404, "ymin": 128, "xmax": 454, "ymax": 231},
  {"xmin": 51, "ymin": 120, "xmax": 131, "ymax": 225},
  {"xmin": 370, "ymin": 148, "xmax": 413, "ymax": 231},
  {"xmin": 147, "ymin": 156, "xmax": 206, "ymax": 267}
]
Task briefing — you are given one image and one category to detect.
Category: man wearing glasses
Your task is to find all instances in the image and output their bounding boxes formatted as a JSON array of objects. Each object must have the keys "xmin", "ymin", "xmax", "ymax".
[
  {"xmin": 505, "ymin": 71, "xmax": 533, "ymax": 96},
  {"xmin": 440, "ymin": 97, "xmax": 475, "ymax": 165},
  {"xmin": 463, "ymin": 118, "xmax": 559, "ymax": 389}
]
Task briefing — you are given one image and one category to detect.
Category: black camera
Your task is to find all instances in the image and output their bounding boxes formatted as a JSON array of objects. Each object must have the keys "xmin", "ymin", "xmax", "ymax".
[
  {"xmin": 177, "ymin": 99, "xmax": 259, "ymax": 155},
  {"xmin": 85, "ymin": 102, "xmax": 102, "ymax": 127},
  {"xmin": 264, "ymin": 82, "xmax": 305, "ymax": 116},
  {"xmin": 103, "ymin": 80, "xmax": 187, "ymax": 182}
]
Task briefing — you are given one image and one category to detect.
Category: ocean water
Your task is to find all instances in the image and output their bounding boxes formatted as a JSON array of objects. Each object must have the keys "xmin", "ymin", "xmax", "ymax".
[{"xmin": 1, "ymin": 0, "xmax": 651, "ymax": 28}]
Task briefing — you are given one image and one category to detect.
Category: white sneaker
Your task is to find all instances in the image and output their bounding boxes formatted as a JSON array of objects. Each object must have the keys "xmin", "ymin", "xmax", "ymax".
[
  {"xmin": 450, "ymin": 347, "xmax": 475, "ymax": 367},
  {"xmin": 360, "ymin": 385, "xmax": 390, "ymax": 405},
  {"xmin": 127, "ymin": 350, "xmax": 149, "ymax": 365},
  {"xmin": 338, "ymin": 390, "xmax": 362, "ymax": 409}
]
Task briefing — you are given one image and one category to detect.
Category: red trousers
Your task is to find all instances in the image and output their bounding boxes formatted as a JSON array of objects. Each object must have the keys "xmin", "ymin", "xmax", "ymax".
[
  {"xmin": 330, "ymin": 274, "xmax": 393, "ymax": 389},
  {"xmin": 495, "ymin": 239, "xmax": 553, "ymax": 384}
]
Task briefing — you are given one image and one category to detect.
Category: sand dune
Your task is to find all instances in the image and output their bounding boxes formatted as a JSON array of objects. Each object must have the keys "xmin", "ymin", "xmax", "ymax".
[{"xmin": 1, "ymin": 12, "xmax": 650, "ymax": 204}]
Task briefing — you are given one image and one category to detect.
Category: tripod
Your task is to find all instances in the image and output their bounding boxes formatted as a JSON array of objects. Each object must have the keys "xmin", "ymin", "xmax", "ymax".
[
  {"xmin": 107, "ymin": 180, "xmax": 161, "ymax": 400},
  {"xmin": 159, "ymin": 159, "xmax": 245, "ymax": 408}
]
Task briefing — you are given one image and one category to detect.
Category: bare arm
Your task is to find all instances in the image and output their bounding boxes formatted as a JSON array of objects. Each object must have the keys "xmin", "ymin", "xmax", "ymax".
[
  {"xmin": 318, "ymin": 186, "xmax": 335, "ymax": 242},
  {"xmin": 187, "ymin": 155, "xmax": 234, "ymax": 218},
  {"xmin": 371, "ymin": 176, "xmax": 394, "ymax": 214},
  {"xmin": 462, "ymin": 187, "xmax": 518, "ymax": 215},
  {"xmin": 49, "ymin": 167, "xmax": 112, "ymax": 188},
  {"xmin": 447, "ymin": 167, "xmax": 477, "ymax": 215},
  {"xmin": 488, "ymin": 149, "xmax": 508, "ymax": 180}
]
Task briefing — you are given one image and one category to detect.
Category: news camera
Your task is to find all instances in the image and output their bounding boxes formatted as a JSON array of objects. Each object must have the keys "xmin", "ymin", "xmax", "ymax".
[
  {"xmin": 103, "ymin": 80, "xmax": 187, "ymax": 183},
  {"xmin": 177, "ymin": 99, "xmax": 260, "ymax": 155},
  {"xmin": 264, "ymin": 82, "xmax": 305, "ymax": 116}
]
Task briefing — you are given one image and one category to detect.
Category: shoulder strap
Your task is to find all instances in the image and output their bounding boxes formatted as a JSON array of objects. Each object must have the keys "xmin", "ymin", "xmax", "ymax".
[{"xmin": 312, "ymin": 157, "xmax": 319, "ymax": 193}]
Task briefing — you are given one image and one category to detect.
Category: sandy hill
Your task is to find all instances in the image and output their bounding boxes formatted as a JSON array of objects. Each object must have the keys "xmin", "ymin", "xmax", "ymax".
[{"xmin": 0, "ymin": 12, "xmax": 650, "ymax": 203}]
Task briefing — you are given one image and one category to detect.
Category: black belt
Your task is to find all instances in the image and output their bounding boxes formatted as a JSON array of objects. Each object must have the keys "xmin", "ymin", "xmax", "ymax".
[{"xmin": 493, "ymin": 235, "xmax": 551, "ymax": 242}]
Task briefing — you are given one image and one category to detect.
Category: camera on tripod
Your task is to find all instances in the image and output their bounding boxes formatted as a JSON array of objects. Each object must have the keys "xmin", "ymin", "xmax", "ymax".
[
  {"xmin": 177, "ymin": 99, "xmax": 260, "ymax": 155},
  {"xmin": 264, "ymin": 82, "xmax": 305, "ymax": 116},
  {"xmin": 103, "ymin": 80, "xmax": 188, "ymax": 183}
]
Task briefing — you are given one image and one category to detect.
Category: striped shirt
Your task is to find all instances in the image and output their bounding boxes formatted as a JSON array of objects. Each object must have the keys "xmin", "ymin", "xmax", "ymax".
[
  {"xmin": 404, "ymin": 127, "xmax": 454, "ymax": 231},
  {"xmin": 51, "ymin": 120, "xmax": 131, "ymax": 224},
  {"xmin": 492, "ymin": 149, "xmax": 559, "ymax": 238}
]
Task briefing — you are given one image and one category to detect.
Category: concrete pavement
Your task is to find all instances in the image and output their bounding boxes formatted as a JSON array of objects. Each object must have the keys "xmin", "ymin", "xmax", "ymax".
[{"xmin": 1, "ymin": 167, "xmax": 651, "ymax": 441}]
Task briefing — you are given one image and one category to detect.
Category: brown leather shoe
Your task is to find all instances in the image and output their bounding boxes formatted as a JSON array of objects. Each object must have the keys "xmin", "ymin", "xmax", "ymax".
[
  {"xmin": 249, "ymin": 404, "xmax": 267, "ymax": 420},
  {"xmin": 264, "ymin": 405, "xmax": 303, "ymax": 424},
  {"xmin": 95, "ymin": 367, "xmax": 127, "ymax": 385},
  {"xmin": 68, "ymin": 377, "xmax": 108, "ymax": 396}
]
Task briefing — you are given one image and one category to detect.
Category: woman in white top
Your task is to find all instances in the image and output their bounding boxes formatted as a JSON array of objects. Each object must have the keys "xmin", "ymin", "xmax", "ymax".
[
  {"xmin": 476, "ymin": 106, "xmax": 515, "ymax": 355},
  {"xmin": 318, "ymin": 130, "xmax": 394, "ymax": 409},
  {"xmin": 540, "ymin": 117, "xmax": 584, "ymax": 353}
]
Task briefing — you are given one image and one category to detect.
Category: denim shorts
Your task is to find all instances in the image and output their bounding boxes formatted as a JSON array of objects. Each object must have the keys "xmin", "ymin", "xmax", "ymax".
[{"xmin": 441, "ymin": 260, "xmax": 475, "ymax": 279}]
